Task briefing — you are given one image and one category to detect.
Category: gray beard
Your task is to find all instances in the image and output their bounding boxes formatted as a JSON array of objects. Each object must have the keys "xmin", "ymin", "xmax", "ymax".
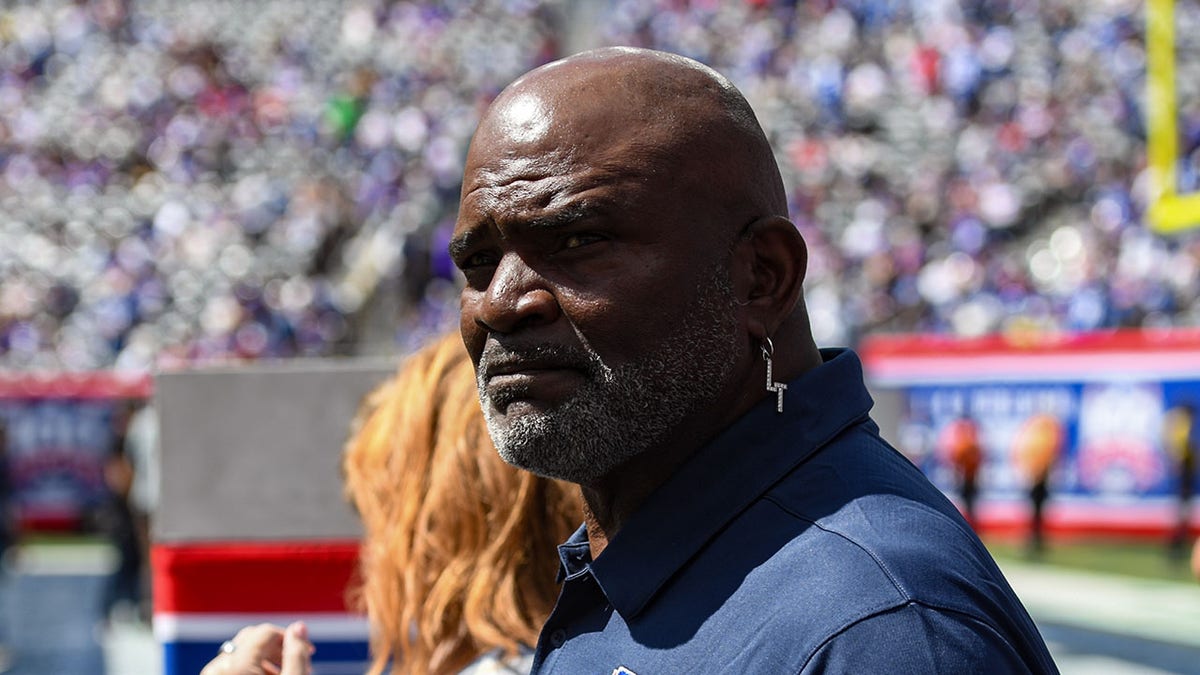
[{"xmin": 477, "ymin": 268, "xmax": 741, "ymax": 484}]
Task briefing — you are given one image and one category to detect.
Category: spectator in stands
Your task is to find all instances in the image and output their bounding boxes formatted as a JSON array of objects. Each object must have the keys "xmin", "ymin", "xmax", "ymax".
[
  {"xmin": 0, "ymin": 1, "xmax": 563, "ymax": 372},
  {"xmin": 595, "ymin": 0, "xmax": 1198, "ymax": 345},
  {"xmin": 4, "ymin": 1, "xmax": 1200, "ymax": 374},
  {"xmin": 201, "ymin": 332, "xmax": 580, "ymax": 675}
]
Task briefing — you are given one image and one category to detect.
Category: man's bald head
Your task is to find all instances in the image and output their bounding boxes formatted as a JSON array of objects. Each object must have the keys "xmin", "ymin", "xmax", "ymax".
[
  {"xmin": 465, "ymin": 47, "xmax": 789, "ymax": 229},
  {"xmin": 452, "ymin": 48, "xmax": 819, "ymax": 487}
]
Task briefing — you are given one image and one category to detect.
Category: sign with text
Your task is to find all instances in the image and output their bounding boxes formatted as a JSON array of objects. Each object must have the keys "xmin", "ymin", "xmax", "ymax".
[
  {"xmin": 0, "ymin": 373, "xmax": 150, "ymax": 530},
  {"xmin": 863, "ymin": 330, "xmax": 1200, "ymax": 536}
]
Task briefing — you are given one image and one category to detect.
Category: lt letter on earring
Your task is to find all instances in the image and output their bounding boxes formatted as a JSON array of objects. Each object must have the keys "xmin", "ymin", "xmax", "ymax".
[{"xmin": 762, "ymin": 337, "xmax": 786, "ymax": 413}]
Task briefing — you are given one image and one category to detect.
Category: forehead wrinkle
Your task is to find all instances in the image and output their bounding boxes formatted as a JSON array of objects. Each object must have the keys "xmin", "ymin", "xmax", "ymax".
[
  {"xmin": 462, "ymin": 144, "xmax": 576, "ymax": 192},
  {"xmin": 464, "ymin": 156, "xmax": 639, "ymax": 219},
  {"xmin": 462, "ymin": 173, "xmax": 572, "ymax": 227}
]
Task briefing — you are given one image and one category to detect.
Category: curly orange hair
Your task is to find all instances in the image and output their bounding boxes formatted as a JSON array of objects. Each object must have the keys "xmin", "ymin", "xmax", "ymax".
[{"xmin": 342, "ymin": 332, "xmax": 581, "ymax": 675}]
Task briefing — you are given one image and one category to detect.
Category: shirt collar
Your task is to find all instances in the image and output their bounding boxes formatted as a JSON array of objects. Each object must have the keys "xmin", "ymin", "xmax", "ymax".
[
  {"xmin": 555, "ymin": 525, "xmax": 592, "ymax": 583},
  {"xmin": 555, "ymin": 348, "xmax": 874, "ymax": 618}
]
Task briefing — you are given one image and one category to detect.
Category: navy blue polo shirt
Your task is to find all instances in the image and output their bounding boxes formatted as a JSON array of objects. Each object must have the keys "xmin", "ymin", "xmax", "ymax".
[{"xmin": 532, "ymin": 349, "xmax": 1057, "ymax": 674}]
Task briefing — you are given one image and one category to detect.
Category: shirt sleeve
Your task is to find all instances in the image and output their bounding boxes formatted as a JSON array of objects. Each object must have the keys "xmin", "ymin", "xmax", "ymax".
[{"xmin": 800, "ymin": 602, "xmax": 1042, "ymax": 674}]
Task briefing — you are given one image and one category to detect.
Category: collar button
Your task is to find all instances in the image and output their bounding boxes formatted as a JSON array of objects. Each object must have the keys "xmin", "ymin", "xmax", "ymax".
[{"xmin": 550, "ymin": 628, "xmax": 568, "ymax": 647}]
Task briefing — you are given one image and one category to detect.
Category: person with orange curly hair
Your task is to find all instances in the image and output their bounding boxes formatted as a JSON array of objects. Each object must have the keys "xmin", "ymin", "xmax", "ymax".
[
  {"xmin": 344, "ymin": 332, "xmax": 580, "ymax": 674},
  {"xmin": 202, "ymin": 333, "xmax": 580, "ymax": 675}
]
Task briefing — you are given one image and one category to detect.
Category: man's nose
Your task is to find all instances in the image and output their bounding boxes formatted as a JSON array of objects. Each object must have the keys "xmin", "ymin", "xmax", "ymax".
[{"xmin": 473, "ymin": 252, "xmax": 560, "ymax": 334}]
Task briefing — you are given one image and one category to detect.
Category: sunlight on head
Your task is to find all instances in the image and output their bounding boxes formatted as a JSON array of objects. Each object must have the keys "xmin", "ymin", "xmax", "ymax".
[{"xmin": 498, "ymin": 92, "xmax": 551, "ymax": 144}]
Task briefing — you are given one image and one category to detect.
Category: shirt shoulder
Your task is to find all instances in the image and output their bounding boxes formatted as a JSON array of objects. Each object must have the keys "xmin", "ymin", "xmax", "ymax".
[
  {"xmin": 801, "ymin": 602, "xmax": 1056, "ymax": 674},
  {"xmin": 754, "ymin": 421, "xmax": 1054, "ymax": 670}
]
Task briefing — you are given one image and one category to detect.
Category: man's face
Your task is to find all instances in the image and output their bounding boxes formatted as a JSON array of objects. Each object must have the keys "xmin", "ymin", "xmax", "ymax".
[{"xmin": 449, "ymin": 90, "xmax": 744, "ymax": 484}]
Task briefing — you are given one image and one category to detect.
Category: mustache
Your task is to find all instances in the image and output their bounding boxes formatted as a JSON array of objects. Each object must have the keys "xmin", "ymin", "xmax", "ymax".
[{"xmin": 477, "ymin": 340, "xmax": 602, "ymax": 380}]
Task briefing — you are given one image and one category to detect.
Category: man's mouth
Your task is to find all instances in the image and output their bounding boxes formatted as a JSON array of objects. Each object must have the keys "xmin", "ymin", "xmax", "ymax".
[
  {"xmin": 486, "ymin": 370, "xmax": 580, "ymax": 407},
  {"xmin": 483, "ymin": 354, "xmax": 578, "ymax": 378},
  {"xmin": 479, "ymin": 347, "xmax": 592, "ymax": 410}
]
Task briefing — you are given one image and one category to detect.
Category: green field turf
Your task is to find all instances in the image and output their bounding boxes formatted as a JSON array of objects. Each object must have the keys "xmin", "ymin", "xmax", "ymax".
[
  {"xmin": 13, "ymin": 533, "xmax": 1200, "ymax": 585},
  {"xmin": 984, "ymin": 536, "xmax": 1198, "ymax": 583}
]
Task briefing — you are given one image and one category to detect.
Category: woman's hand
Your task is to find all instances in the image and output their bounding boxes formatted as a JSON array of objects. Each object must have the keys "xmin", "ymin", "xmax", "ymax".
[{"xmin": 199, "ymin": 621, "xmax": 313, "ymax": 675}]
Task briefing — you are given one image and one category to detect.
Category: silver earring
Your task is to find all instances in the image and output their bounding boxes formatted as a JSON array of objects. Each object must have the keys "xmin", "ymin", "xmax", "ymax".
[{"xmin": 762, "ymin": 337, "xmax": 786, "ymax": 413}]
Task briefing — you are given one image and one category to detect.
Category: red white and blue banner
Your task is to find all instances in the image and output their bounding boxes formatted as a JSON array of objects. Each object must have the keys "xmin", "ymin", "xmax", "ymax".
[
  {"xmin": 861, "ymin": 329, "xmax": 1200, "ymax": 537},
  {"xmin": 149, "ymin": 359, "xmax": 390, "ymax": 675},
  {"xmin": 151, "ymin": 540, "xmax": 369, "ymax": 675}
]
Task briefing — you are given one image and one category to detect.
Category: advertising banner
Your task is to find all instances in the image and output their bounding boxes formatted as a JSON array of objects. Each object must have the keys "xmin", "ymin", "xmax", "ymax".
[
  {"xmin": 862, "ymin": 330, "xmax": 1200, "ymax": 537},
  {"xmin": 0, "ymin": 373, "xmax": 151, "ymax": 530}
]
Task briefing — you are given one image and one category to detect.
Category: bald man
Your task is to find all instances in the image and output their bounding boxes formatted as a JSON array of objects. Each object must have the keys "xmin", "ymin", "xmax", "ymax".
[{"xmin": 450, "ymin": 48, "xmax": 1056, "ymax": 674}]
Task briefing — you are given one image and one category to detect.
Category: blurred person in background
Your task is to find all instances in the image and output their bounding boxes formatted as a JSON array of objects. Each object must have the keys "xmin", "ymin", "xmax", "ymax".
[
  {"xmin": 1163, "ymin": 403, "xmax": 1197, "ymax": 562},
  {"xmin": 202, "ymin": 332, "xmax": 581, "ymax": 675},
  {"xmin": 99, "ymin": 400, "xmax": 145, "ymax": 624},
  {"xmin": 0, "ymin": 419, "xmax": 13, "ymax": 672},
  {"xmin": 941, "ymin": 415, "xmax": 984, "ymax": 527},
  {"xmin": 1013, "ymin": 413, "xmax": 1064, "ymax": 557},
  {"xmin": 123, "ymin": 399, "xmax": 159, "ymax": 619}
]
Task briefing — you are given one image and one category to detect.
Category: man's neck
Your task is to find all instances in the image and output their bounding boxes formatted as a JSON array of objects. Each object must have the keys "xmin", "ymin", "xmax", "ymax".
[
  {"xmin": 578, "ymin": 435, "xmax": 697, "ymax": 558},
  {"xmin": 577, "ymin": 375, "xmax": 770, "ymax": 558},
  {"xmin": 577, "ymin": 338, "xmax": 825, "ymax": 559}
]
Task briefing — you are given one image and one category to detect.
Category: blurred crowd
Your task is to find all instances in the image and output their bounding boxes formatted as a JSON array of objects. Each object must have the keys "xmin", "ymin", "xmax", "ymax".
[
  {"xmin": 2, "ymin": 0, "xmax": 1200, "ymax": 371},
  {"xmin": 598, "ymin": 0, "xmax": 1200, "ymax": 345},
  {"xmin": 0, "ymin": 0, "xmax": 560, "ymax": 371}
]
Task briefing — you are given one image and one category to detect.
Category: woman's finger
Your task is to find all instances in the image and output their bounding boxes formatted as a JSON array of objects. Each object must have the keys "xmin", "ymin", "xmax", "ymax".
[
  {"xmin": 280, "ymin": 621, "xmax": 314, "ymax": 675},
  {"xmin": 199, "ymin": 623, "xmax": 286, "ymax": 675},
  {"xmin": 242, "ymin": 623, "xmax": 286, "ymax": 665}
]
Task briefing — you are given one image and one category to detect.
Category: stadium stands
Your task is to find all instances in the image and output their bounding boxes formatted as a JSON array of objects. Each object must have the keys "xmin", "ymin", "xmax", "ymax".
[
  {"xmin": 596, "ymin": 0, "xmax": 1200, "ymax": 344},
  {"xmin": 0, "ymin": 0, "xmax": 562, "ymax": 371},
  {"xmin": 2, "ymin": 0, "xmax": 1198, "ymax": 368}
]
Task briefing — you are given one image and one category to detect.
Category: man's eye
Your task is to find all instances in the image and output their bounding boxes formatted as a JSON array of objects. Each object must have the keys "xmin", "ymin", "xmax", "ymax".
[
  {"xmin": 561, "ymin": 233, "xmax": 605, "ymax": 250},
  {"xmin": 462, "ymin": 251, "xmax": 498, "ymax": 269}
]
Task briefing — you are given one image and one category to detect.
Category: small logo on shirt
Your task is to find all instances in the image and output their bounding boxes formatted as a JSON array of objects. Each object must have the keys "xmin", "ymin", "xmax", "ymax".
[{"xmin": 612, "ymin": 668, "xmax": 637, "ymax": 675}]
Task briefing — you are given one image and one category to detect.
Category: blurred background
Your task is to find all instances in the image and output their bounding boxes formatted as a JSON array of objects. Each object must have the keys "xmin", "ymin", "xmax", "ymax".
[{"xmin": 0, "ymin": 0, "xmax": 1198, "ymax": 673}]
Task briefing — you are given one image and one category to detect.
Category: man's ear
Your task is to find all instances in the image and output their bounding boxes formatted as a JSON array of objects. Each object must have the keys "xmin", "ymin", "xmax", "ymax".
[{"xmin": 732, "ymin": 215, "xmax": 807, "ymax": 340}]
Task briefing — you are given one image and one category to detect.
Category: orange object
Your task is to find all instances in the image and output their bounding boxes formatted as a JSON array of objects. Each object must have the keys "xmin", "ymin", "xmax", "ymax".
[
  {"xmin": 1012, "ymin": 414, "xmax": 1063, "ymax": 483},
  {"xmin": 941, "ymin": 418, "xmax": 983, "ymax": 478}
]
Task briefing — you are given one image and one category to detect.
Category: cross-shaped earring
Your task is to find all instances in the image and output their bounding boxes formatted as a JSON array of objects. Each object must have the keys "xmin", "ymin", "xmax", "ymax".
[{"xmin": 762, "ymin": 337, "xmax": 786, "ymax": 413}]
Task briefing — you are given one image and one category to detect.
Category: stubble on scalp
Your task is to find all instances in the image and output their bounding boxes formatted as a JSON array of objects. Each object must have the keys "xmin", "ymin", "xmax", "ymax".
[{"xmin": 477, "ymin": 264, "xmax": 742, "ymax": 484}]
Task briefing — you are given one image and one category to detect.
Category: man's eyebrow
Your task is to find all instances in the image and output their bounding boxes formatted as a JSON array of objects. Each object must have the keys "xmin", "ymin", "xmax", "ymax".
[
  {"xmin": 448, "ymin": 228, "xmax": 482, "ymax": 261},
  {"xmin": 448, "ymin": 202, "xmax": 605, "ymax": 261},
  {"xmin": 525, "ymin": 202, "xmax": 601, "ymax": 230}
]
